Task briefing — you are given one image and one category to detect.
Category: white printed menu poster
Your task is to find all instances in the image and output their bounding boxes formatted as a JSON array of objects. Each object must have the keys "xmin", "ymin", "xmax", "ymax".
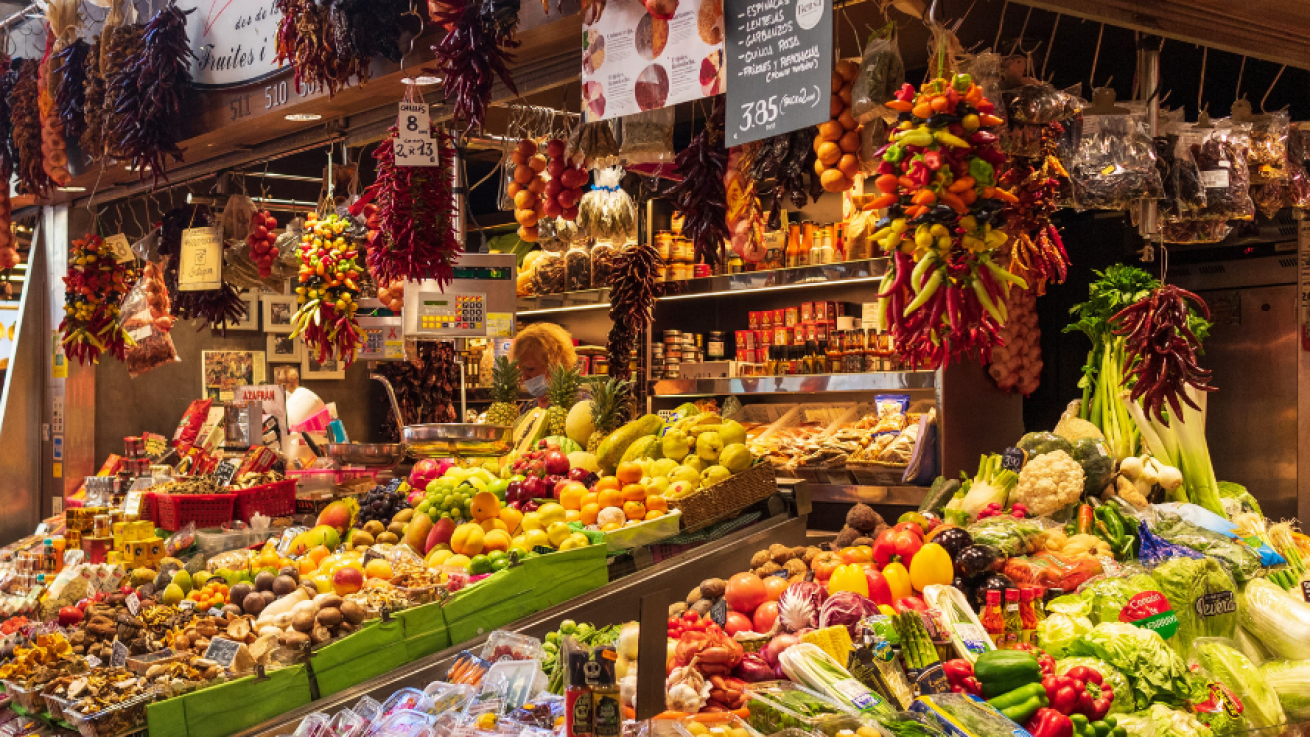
[{"xmin": 581, "ymin": 0, "xmax": 726, "ymax": 121}]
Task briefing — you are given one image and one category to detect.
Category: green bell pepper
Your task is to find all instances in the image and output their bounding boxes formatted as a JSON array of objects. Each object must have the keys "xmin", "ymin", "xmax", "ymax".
[
  {"xmin": 975, "ymin": 650, "xmax": 1044, "ymax": 698},
  {"xmin": 987, "ymin": 682, "xmax": 1048, "ymax": 724}
]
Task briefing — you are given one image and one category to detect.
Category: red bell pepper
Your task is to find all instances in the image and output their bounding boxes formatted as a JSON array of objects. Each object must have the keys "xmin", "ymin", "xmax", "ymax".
[
  {"xmin": 1026, "ymin": 708, "xmax": 1073, "ymax": 737},
  {"xmin": 895, "ymin": 596, "xmax": 928, "ymax": 613},
  {"xmin": 865, "ymin": 569, "xmax": 893, "ymax": 607},
  {"xmin": 872, "ymin": 529, "xmax": 898, "ymax": 568},
  {"xmin": 943, "ymin": 659, "xmax": 983, "ymax": 697},
  {"xmin": 1042, "ymin": 674, "xmax": 1081, "ymax": 715},
  {"xmin": 1013, "ymin": 644, "xmax": 1056, "ymax": 675},
  {"xmin": 1064, "ymin": 666, "xmax": 1114, "ymax": 720}
]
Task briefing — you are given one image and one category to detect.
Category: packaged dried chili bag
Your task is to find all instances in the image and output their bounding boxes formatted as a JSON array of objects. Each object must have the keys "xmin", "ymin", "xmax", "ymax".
[
  {"xmin": 850, "ymin": 23, "xmax": 905, "ymax": 124},
  {"xmin": 1163, "ymin": 219, "xmax": 1231, "ymax": 245},
  {"xmin": 120, "ymin": 272, "xmax": 180, "ymax": 378},
  {"xmin": 1184, "ymin": 122, "xmax": 1255, "ymax": 221},
  {"xmin": 1069, "ymin": 113, "xmax": 1164, "ymax": 211},
  {"xmin": 1154, "ymin": 125, "xmax": 1204, "ymax": 221},
  {"xmin": 1252, "ymin": 125, "xmax": 1310, "ymax": 217},
  {"xmin": 1246, "ymin": 108, "xmax": 1289, "ymax": 185}
]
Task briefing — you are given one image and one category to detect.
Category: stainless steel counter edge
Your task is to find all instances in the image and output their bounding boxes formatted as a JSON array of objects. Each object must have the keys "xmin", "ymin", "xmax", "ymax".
[{"xmin": 232, "ymin": 514, "xmax": 809, "ymax": 737}]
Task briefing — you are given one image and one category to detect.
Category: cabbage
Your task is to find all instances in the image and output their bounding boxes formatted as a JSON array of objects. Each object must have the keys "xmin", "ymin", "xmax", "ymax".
[
  {"xmin": 1116, "ymin": 705, "xmax": 1214, "ymax": 737},
  {"xmin": 1152, "ymin": 557, "xmax": 1238, "ymax": 653},
  {"xmin": 1259, "ymin": 660, "xmax": 1310, "ymax": 721},
  {"xmin": 1076, "ymin": 572, "xmax": 1160, "ymax": 623},
  {"xmin": 819, "ymin": 591, "xmax": 879, "ymax": 636},
  {"xmin": 1188, "ymin": 638, "xmax": 1285, "ymax": 736},
  {"xmin": 1067, "ymin": 623, "xmax": 1195, "ymax": 708},
  {"xmin": 1037, "ymin": 613, "xmax": 1093, "ymax": 658},
  {"xmin": 1240, "ymin": 579, "xmax": 1310, "ymax": 660},
  {"xmin": 1055, "ymin": 657, "xmax": 1133, "ymax": 715}
]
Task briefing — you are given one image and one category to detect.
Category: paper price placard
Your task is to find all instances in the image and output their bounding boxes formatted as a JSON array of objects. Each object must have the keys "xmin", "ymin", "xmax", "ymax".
[
  {"xmin": 398, "ymin": 102, "xmax": 431, "ymax": 142},
  {"xmin": 178, "ymin": 226, "xmax": 224, "ymax": 291}
]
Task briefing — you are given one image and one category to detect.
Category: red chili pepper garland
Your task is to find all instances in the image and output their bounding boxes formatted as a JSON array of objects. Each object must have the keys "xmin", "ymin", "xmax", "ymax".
[
  {"xmin": 1110, "ymin": 285, "xmax": 1215, "ymax": 424},
  {"xmin": 60, "ymin": 234, "xmax": 136, "ymax": 365},
  {"xmin": 362, "ymin": 126, "xmax": 461, "ymax": 289},
  {"xmin": 870, "ymin": 74, "xmax": 1023, "ymax": 369},
  {"xmin": 291, "ymin": 212, "xmax": 367, "ymax": 366},
  {"xmin": 116, "ymin": 2, "xmax": 195, "ymax": 186},
  {"xmin": 425, "ymin": 0, "xmax": 519, "ymax": 134},
  {"xmin": 1001, "ymin": 122, "xmax": 1070, "ymax": 295},
  {"xmin": 52, "ymin": 38, "xmax": 89, "ymax": 141},
  {"xmin": 665, "ymin": 96, "xmax": 730, "ymax": 266},
  {"xmin": 10, "ymin": 59, "xmax": 55, "ymax": 197},
  {"xmin": 274, "ymin": 0, "xmax": 368, "ymax": 96}
]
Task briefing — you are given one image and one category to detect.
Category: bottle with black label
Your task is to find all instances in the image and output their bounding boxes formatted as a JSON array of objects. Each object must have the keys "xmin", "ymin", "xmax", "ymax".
[
  {"xmin": 589, "ymin": 647, "xmax": 622, "ymax": 737},
  {"xmin": 566, "ymin": 652, "xmax": 594, "ymax": 737}
]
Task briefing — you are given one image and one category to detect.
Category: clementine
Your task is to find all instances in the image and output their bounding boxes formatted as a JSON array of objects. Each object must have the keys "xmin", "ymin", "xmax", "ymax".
[
  {"xmin": 580, "ymin": 503, "xmax": 601, "ymax": 525},
  {"xmin": 597, "ymin": 488, "xmax": 623, "ymax": 508},
  {"xmin": 621, "ymin": 484, "xmax": 647, "ymax": 501},
  {"xmin": 622, "ymin": 500, "xmax": 646, "ymax": 520},
  {"xmin": 645, "ymin": 495, "xmax": 668, "ymax": 513},
  {"xmin": 616, "ymin": 461, "xmax": 643, "ymax": 485}
]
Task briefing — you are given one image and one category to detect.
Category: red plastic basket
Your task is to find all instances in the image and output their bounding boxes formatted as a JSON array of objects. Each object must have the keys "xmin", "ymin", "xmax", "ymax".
[
  {"xmin": 233, "ymin": 479, "xmax": 297, "ymax": 521},
  {"xmin": 149, "ymin": 493, "xmax": 236, "ymax": 531}
]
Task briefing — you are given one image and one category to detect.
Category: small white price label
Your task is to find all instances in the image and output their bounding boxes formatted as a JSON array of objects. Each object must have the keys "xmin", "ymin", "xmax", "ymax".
[
  {"xmin": 103, "ymin": 234, "xmax": 136, "ymax": 264},
  {"xmin": 398, "ymin": 102, "xmax": 431, "ymax": 142},
  {"xmin": 395, "ymin": 137, "xmax": 440, "ymax": 167},
  {"xmin": 125, "ymin": 592, "xmax": 141, "ymax": 615}
]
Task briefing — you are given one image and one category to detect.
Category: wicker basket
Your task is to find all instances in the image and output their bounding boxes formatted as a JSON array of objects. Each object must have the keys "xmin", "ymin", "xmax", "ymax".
[
  {"xmin": 846, "ymin": 460, "xmax": 908, "ymax": 486},
  {"xmin": 667, "ymin": 462, "xmax": 778, "ymax": 532}
]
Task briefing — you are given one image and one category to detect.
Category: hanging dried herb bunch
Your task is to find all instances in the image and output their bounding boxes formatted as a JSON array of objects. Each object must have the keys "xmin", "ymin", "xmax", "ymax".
[
  {"xmin": 331, "ymin": 0, "xmax": 409, "ymax": 66},
  {"xmin": 426, "ymin": 0, "xmax": 520, "ymax": 133},
  {"xmin": 53, "ymin": 39, "xmax": 90, "ymax": 142},
  {"xmin": 0, "ymin": 55, "xmax": 17, "ymax": 182},
  {"xmin": 363, "ymin": 124, "xmax": 462, "ymax": 288},
  {"xmin": 274, "ymin": 0, "xmax": 367, "ymax": 95},
  {"xmin": 159, "ymin": 206, "xmax": 249, "ymax": 333},
  {"xmin": 80, "ymin": 35, "xmax": 105, "ymax": 156},
  {"xmin": 376, "ymin": 341, "xmax": 459, "ymax": 440},
  {"xmin": 101, "ymin": 23, "xmax": 145, "ymax": 161},
  {"xmin": 116, "ymin": 2, "xmax": 195, "ymax": 185},
  {"xmin": 10, "ymin": 59, "xmax": 54, "ymax": 197},
  {"xmin": 749, "ymin": 126, "xmax": 818, "ymax": 229},
  {"xmin": 606, "ymin": 240, "xmax": 659, "ymax": 387},
  {"xmin": 664, "ymin": 96, "xmax": 730, "ymax": 265}
]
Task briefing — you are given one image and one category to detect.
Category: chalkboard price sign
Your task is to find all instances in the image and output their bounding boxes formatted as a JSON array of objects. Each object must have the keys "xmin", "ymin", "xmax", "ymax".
[
  {"xmin": 204, "ymin": 637, "xmax": 243, "ymax": 669},
  {"xmin": 725, "ymin": 0, "xmax": 832, "ymax": 146},
  {"xmin": 110, "ymin": 640, "xmax": 129, "ymax": 669}
]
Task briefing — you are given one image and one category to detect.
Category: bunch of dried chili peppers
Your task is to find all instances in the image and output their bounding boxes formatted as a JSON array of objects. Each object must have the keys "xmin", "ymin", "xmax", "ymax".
[
  {"xmin": 665, "ymin": 96, "xmax": 730, "ymax": 266},
  {"xmin": 274, "ymin": 0, "xmax": 368, "ymax": 96},
  {"xmin": 361, "ymin": 125, "xmax": 461, "ymax": 289},
  {"xmin": 52, "ymin": 39, "xmax": 89, "ymax": 141},
  {"xmin": 1110, "ymin": 285, "xmax": 1215, "ymax": 425},
  {"xmin": 375, "ymin": 341, "xmax": 459, "ymax": 439},
  {"xmin": 10, "ymin": 59, "xmax": 54, "ymax": 197},
  {"xmin": 116, "ymin": 2, "xmax": 194, "ymax": 186},
  {"xmin": 426, "ymin": 0, "xmax": 520, "ymax": 133},
  {"xmin": 606, "ymin": 240, "xmax": 659, "ymax": 387},
  {"xmin": 290, "ymin": 212, "xmax": 367, "ymax": 366},
  {"xmin": 868, "ymin": 74, "xmax": 1024, "ymax": 368},
  {"xmin": 60, "ymin": 234, "xmax": 137, "ymax": 365},
  {"xmin": 749, "ymin": 127, "xmax": 819, "ymax": 230},
  {"xmin": 999, "ymin": 122, "xmax": 1070, "ymax": 295}
]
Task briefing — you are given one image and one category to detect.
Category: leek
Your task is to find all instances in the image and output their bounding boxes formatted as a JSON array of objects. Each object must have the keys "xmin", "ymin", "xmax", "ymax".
[
  {"xmin": 779, "ymin": 643, "xmax": 894, "ymax": 716},
  {"xmin": 1124, "ymin": 385, "xmax": 1223, "ymax": 516}
]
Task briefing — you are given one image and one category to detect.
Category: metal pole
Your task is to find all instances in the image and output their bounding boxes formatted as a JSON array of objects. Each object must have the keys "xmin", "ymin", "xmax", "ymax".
[{"xmin": 1138, "ymin": 39, "xmax": 1161, "ymax": 239}]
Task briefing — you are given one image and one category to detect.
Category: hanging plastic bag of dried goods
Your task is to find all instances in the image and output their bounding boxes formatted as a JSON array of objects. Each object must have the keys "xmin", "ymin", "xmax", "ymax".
[
  {"xmin": 1183, "ymin": 122, "xmax": 1255, "ymax": 221},
  {"xmin": 1157, "ymin": 124, "xmax": 1206, "ymax": 221},
  {"xmin": 564, "ymin": 240, "xmax": 592, "ymax": 291},
  {"xmin": 576, "ymin": 166, "xmax": 637, "ymax": 243},
  {"xmin": 618, "ymin": 107, "xmax": 675, "ymax": 166},
  {"xmin": 967, "ymin": 52, "xmax": 1006, "ymax": 124},
  {"xmin": 1069, "ymin": 113, "xmax": 1164, "ymax": 210},
  {"xmin": 568, "ymin": 121, "xmax": 620, "ymax": 168},
  {"xmin": 1243, "ymin": 106, "xmax": 1290, "ymax": 185},
  {"xmin": 1162, "ymin": 220, "xmax": 1231, "ymax": 245},
  {"xmin": 530, "ymin": 220, "xmax": 568, "ymax": 295},
  {"xmin": 120, "ymin": 271, "xmax": 179, "ymax": 378},
  {"xmin": 851, "ymin": 23, "xmax": 905, "ymax": 124},
  {"xmin": 1253, "ymin": 125, "xmax": 1310, "ymax": 217},
  {"xmin": 218, "ymin": 194, "xmax": 257, "ymax": 241}
]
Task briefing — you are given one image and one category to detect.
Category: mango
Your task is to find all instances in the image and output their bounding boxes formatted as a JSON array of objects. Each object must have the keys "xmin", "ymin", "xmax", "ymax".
[
  {"xmin": 316, "ymin": 498, "xmax": 359, "ymax": 537},
  {"xmin": 404, "ymin": 513, "xmax": 434, "ymax": 555}
]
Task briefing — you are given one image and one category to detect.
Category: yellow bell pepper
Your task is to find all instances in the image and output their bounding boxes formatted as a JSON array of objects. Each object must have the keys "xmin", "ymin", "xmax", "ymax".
[
  {"xmin": 826, "ymin": 563, "xmax": 870, "ymax": 597},
  {"xmin": 882, "ymin": 561, "xmax": 912, "ymax": 601},
  {"xmin": 909, "ymin": 542, "xmax": 955, "ymax": 591}
]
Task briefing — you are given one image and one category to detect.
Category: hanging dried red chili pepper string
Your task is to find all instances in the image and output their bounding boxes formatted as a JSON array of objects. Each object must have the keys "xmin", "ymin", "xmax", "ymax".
[{"xmin": 1110, "ymin": 285, "xmax": 1215, "ymax": 425}]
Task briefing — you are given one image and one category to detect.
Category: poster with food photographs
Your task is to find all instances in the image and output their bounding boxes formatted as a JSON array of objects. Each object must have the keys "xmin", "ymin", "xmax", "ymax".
[{"xmin": 581, "ymin": 0, "xmax": 726, "ymax": 121}]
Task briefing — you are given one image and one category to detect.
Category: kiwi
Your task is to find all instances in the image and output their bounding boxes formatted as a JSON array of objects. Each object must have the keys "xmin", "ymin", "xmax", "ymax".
[
  {"xmin": 254, "ymin": 572, "xmax": 276, "ymax": 592},
  {"xmin": 272, "ymin": 575, "xmax": 298, "ymax": 597},
  {"xmin": 386, "ymin": 522, "xmax": 406, "ymax": 538},
  {"xmin": 376, "ymin": 531, "xmax": 399, "ymax": 545},
  {"xmin": 230, "ymin": 584, "xmax": 254, "ymax": 607},
  {"xmin": 350, "ymin": 531, "xmax": 375, "ymax": 548},
  {"xmin": 363, "ymin": 520, "xmax": 385, "ymax": 536}
]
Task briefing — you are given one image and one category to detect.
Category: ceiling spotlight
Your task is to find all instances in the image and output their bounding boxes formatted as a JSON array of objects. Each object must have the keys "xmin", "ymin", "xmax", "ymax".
[{"xmin": 285, "ymin": 113, "xmax": 323, "ymax": 121}]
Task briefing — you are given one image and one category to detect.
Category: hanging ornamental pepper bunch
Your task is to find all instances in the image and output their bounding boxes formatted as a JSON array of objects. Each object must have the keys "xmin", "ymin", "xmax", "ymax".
[
  {"xmin": 361, "ymin": 125, "xmax": 461, "ymax": 289},
  {"xmin": 426, "ymin": 0, "xmax": 520, "ymax": 133},
  {"xmin": 290, "ymin": 212, "xmax": 367, "ymax": 366},
  {"xmin": 1110, "ymin": 285, "xmax": 1215, "ymax": 424},
  {"xmin": 665, "ymin": 96, "xmax": 730, "ymax": 266},
  {"xmin": 274, "ymin": 0, "xmax": 368, "ymax": 96},
  {"xmin": 869, "ymin": 74, "xmax": 1025, "ymax": 368},
  {"xmin": 1000, "ymin": 122, "xmax": 1070, "ymax": 295},
  {"xmin": 60, "ymin": 234, "xmax": 137, "ymax": 365},
  {"xmin": 117, "ymin": 2, "xmax": 195, "ymax": 186}
]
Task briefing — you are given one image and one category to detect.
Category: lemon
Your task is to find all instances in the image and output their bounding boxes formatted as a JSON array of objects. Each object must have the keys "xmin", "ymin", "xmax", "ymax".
[
  {"xmin": 522, "ymin": 529, "xmax": 550, "ymax": 549},
  {"xmin": 520, "ymin": 512, "xmax": 544, "ymax": 532},
  {"xmin": 559, "ymin": 533, "xmax": 590, "ymax": 551},
  {"xmin": 546, "ymin": 521, "xmax": 572, "ymax": 547},
  {"xmin": 537, "ymin": 503, "xmax": 566, "ymax": 526}
]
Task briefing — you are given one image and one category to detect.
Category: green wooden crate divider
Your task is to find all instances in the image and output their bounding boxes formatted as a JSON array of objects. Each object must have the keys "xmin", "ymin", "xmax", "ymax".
[
  {"xmin": 397, "ymin": 599, "xmax": 451, "ymax": 661},
  {"xmin": 147, "ymin": 664, "xmax": 314, "ymax": 737},
  {"xmin": 444, "ymin": 565, "xmax": 540, "ymax": 644},
  {"xmin": 312, "ymin": 617, "xmax": 409, "ymax": 697},
  {"xmin": 523, "ymin": 543, "xmax": 608, "ymax": 610}
]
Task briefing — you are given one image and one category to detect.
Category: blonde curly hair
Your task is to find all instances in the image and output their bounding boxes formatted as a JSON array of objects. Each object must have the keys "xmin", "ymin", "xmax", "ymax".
[{"xmin": 511, "ymin": 322, "xmax": 577, "ymax": 378}]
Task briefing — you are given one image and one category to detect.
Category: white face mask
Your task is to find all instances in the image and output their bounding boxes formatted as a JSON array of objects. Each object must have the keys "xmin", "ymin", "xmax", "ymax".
[{"xmin": 525, "ymin": 374, "xmax": 549, "ymax": 397}]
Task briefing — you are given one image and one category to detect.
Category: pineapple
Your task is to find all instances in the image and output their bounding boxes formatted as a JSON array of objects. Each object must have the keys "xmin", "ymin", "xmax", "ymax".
[
  {"xmin": 587, "ymin": 377, "xmax": 632, "ymax": 452},
  {"xmin": 545, "ymin": 364, "xmax": 581, "ymax": 437},
  {"xmin": 485, "ymin": 356, "xmax": 522, "ymax": 427}
]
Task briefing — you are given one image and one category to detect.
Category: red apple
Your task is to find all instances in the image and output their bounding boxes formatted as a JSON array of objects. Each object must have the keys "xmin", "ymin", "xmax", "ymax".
[
  {"xmin": 332, "ymin": 567, "xmax": 364, "ymax": 596},
  {"xmin": 543, "ymin": 450, "xmax": 570, "ymax": 476}
]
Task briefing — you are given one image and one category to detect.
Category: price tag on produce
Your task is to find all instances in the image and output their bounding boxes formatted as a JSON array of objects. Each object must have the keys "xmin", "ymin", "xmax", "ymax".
[
  {"xmin": 725, "ymin": 0, "xmax": 832, "ymax": 145},
  {"xmin": 1301, "ymin": 580, "xmax": 1310, "ymax": 604},
  {"xmin": 398, "ymin": 102, "xmax": 431, "ymax": 143},
  {"xmin": 125, "ymin": 592, "xmax": 141, "ymax": 616},
  {"xmin": 178, "ymin": 226, "xmax": 224, "ymax": 291},
  {"xmin": 103, "ymin": 234, "xmax": 135, "ymax": 264},
  {"xmin": 85, "ymin": 655, "xmax": 102, "ymax": 668},
  {"xmin": 204, "ymin": 637, "xmax": 243, "ymax": 669},
  {"xmin": 214, "ymin": 460, "xmax": 239, "ymax": 488},
  {"xmin": 1000, "ymin": 447, "xmax": 1027, "ymax": 473},
  {"xmin": 178, "ymin": 600, "xmax": 196, "ymax": 611},
  {"xmin": 110, "ymin": 640, "xmax": 129, "ymax": 669}
]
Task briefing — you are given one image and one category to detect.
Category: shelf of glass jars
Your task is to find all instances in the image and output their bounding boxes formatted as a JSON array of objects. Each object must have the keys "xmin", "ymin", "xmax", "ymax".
[
  {"xmin": 516, "ymin": 257, "xmax": 887, "ymax": 316},
  {"xmin": 650, "ymin": 371, "xmax": 937, "ymax": 397}
]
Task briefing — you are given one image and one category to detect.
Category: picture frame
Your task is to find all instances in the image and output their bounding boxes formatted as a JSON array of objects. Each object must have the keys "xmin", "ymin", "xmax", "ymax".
[
  {"xmin": 227, "ymin": 292, "xmax": 259, "ymax": 331},
  {"xmin": 266, "ymin": 334, "xmax": 303, "ymax": 362},
  {"xmin": 272, "ymin": 365, "xmax": 301, "ymax": 392},
  {"xmin": 301, "ymin": 353, "xmax": 345, "ymax": 380},
  {"xmin": 262, "ymin": 295, "xmax": 298, "ymax": 334},
  {"xmin": 201, "ymin": 350, "xmax": 266, "ymax": 401}
]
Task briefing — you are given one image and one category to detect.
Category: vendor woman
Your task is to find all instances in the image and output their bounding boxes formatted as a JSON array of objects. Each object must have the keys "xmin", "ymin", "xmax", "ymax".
[{"xmin": 510, "ymin": 322, "xmax": 578, "ymax": 405}]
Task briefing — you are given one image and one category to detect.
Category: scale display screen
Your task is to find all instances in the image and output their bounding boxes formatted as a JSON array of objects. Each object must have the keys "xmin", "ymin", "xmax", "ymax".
[
  {"xmin": 452, "ymin": 267, "xmax": 512, "ymax": 280},
  {"xmin": 401, "ymin": 253, "xmax": 517, "ymax": 339}
]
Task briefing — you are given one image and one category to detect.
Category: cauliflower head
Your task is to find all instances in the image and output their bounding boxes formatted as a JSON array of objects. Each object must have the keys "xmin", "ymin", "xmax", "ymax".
[{"xmin": 1012, "ymin": 449, "xmax": 1085, "ymax": 517}]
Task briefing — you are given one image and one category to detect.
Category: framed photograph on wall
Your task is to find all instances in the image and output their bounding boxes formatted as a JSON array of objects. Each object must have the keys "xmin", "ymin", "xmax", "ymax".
[
  {"xmin": 227, "ymin": 292, "xmax": 259, "ymax": 331},
  {"xmin": 202, "ymin": 350, "xmax": 266, "ymax": 401},
  {"xmin": 273, "ymin": 365, "xmax": 301, "ymax": 393},
  {"xmin": 266, "ymin": 334, "xmax": 303, "ymax": 362},
  {"xmin": 301, "ymin": 353, "xmax": 345, "ymax": 380},
  {"xmin": 262, "ymin": 295, "xmax": 298, "ymax": 334}
]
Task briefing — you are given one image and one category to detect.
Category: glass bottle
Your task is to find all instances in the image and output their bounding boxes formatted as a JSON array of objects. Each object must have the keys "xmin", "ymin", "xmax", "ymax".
[
  {"xmin": 1019, "ymin": 588, "xmax": 1039, "ymax": 645},
  {"xmin": 824, "ymin": 338, "xmax": 842, "ymax": 374},
  {"xmin": 863, "ymin": 329, "xmax": 880, "ymax": 372},
  {"xmin": 981, "ymin": 589, "xmax": 1005, "ymax": 646},
  {"xmin": 1002, "ymin": 588, "xmax": 1023, "ymax": 649},
  {"xmin": 785, "ymin": 224, "xmax": 802, "ymax": 268},
  {"xmin": 798, "ymin": 222, "xmax": 814, "ymax": 267}
]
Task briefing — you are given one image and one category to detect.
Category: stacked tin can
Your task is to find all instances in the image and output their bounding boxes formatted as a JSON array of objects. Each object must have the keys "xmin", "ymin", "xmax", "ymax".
[{"xmin": 122, "ymin": 436, "xmax": 150, "ymax": 477}]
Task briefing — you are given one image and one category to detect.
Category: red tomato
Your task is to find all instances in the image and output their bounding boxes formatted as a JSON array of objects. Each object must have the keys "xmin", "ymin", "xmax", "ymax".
[
  {"xmin": 810, "ymin": 552, "xmax": 842, "ymax": 582},
  {"xmin": 724, "ymin": 610, "xmax": 754, "ymax": 635},
  {"xmin": 752, "ymin": 601, "xmax": 779, "ymax": 633},
  {"xmin": 840, "ymin": 545, "xmax": 873, "ymax": 565},
  {"xmin": 726, "ymin": 572, "xmax": 767, "ymax": 615},
  {"xmin": 763, "ymin": 575, "xmax": 790, "ymax": 601}
]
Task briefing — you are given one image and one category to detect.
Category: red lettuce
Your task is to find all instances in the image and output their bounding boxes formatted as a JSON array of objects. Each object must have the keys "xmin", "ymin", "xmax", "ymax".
[{"xmin": 819, "ymin": 591, "xmax": 878, "ymax": 636}]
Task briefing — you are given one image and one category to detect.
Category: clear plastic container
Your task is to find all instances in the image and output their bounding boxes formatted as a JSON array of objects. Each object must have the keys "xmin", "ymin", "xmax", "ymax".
[
  {"xmin": 478, "ymin": 659, "xmax": 547, "ymax": 710},
  {"xmin": 3, "ymin": 680, "xmax": 45, "ymax": 712},
  {"xmin": 379, "ymin": 688, "xmax": 432, "ymax": 718},
  {"xmin": 673, "ymin": 712, "xmax": 767, "ymax": 737},
  {"xmin": 371, "ymin": 709, "xmax": 436, "ymax": 737},
  {"xmin": 288, "ymin": 469, "xmax": 338, "ymax": 497},
  {"xmin": 328, "ymin": 708, "xmax": 369, "ymax": 737},
  {"xmin": 43, "ymin": 693, "xmax": 71, "ymax": 722},
  {"xmin": 65, "ymin": 691, "xmax": 156, "ymax": 737},
  {"xmin": 744, "ymin": 681, "xmax": 861, "ymax": 737},
  {"xmin": 480, "ymin": 631, "xmax": 544, "ymax": 663},
  {"xmin": 422, "ymin": 682, "xmax": 477, "ymax": 714}
]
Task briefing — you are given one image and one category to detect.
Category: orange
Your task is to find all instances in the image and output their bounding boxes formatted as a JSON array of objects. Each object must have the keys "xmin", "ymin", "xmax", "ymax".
[
  {"xmin": 645, "ymin": 495, "xmax": 668, "ymax": 513},
  {"xmin": 644, "ymin": 510, "xmax": 666, "ymax": 521},
  {"xmin": 499, "ymin": 507, "xmax": 524, "ymax": 534},
  {"xmin": 299, "ymin": 557, "xmax": 318, "ymax": 575},
  {"xmin": 594, "ymin": 476, "xmax": 620, "ymax": 492},
  {"xmin": 580, "ymin": 503, "xmax": 601, "ymax": 525},
  {"xmin": 597, "ymin": 489, "xmax": 623, "ymax": 509},
  {"xmin": 621, "ymin": 484, "xmax": 647, "ymax": 502},
  {"xmin": 308, "ymin": 546, "xmax": 331, "ymax": 565},
  {"xmin": 616, "ymin": 462, "xmax": 643, "ymax": 485},
  {"xmin": 622, "ymin": 500, "xmax": 646, "ymax": 520},
  {"xmin": 469, "ymin": 491, "xmax": 500, "ymax": 522},
  {"xmin": 581, "ymin": 492, "xmax": 598, "ymax": 508},
  {"xmin": 600, "ymin": 522, "xmax": 623, "ymax": 532},
  {"xmin": 364, "ymin": 559, "xmax": 394, "ymax": 580},
  {"xmin": 565, "ymin": 510, "xmax": 582, "ymax": 523},
  {"xmin": 451, "ymin": 523, "xmax": 485, "ymax": 556},
  {"xmin": 560, "ymin": 485, "xmax": 586, "ymax": 511}
]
